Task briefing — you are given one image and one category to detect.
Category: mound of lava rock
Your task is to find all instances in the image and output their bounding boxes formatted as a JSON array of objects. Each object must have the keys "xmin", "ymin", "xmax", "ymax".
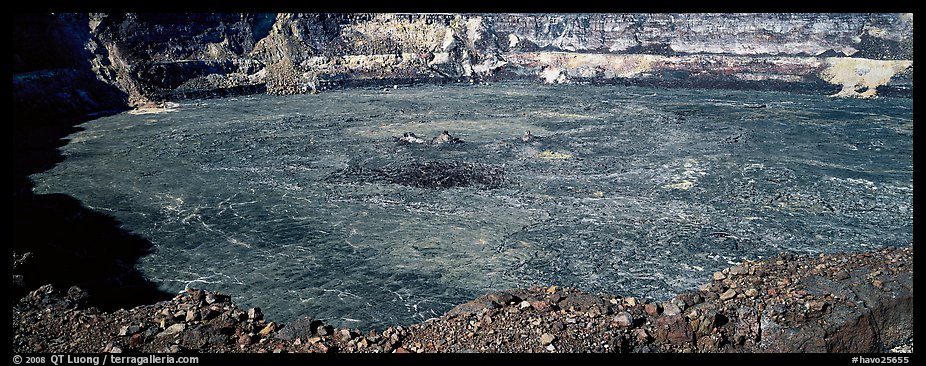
[
  {"xmin": 331, "ymin": 160, "xmax": 506, "ymax": 190},
  {"xmin": 12, "ymin": 246, "xmax": 912, "ymax": 353}
]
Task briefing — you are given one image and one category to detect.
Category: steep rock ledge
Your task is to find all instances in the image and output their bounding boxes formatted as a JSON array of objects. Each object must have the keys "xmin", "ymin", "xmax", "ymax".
[
  {"xmin": 13, "ymin": 13, "xmax": 914, "ymax": 121},
  {"xmin": 12, "ymin": 246, "xmax": 913, "ymax": 353}
]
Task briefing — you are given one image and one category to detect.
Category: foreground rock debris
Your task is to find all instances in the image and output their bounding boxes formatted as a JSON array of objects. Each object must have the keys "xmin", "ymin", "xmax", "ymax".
[{"xmin": 12, "ymin": 246, "xmax": 912, "ymax": 353}]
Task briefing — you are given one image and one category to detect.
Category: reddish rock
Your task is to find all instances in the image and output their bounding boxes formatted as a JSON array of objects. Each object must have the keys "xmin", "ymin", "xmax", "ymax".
[
  {"xmin": 654, "ymin": 315, "xmax": 694, "ymax": 344},
  {"xmin": 612, "ymin": 312, "xmax": 633, "ymax": 328},
  {"xmin": 237, "ymin": 334, "xmax": 252, "ymax": 347},
  {"xmin": 9, "ymin": 244, "xmax": 912, "ymax": 354},
  {"xmin": 805, "ymin": 301, "xmax": 828, "ymax": 318},
  {"xmin": 530, "ymin": 301, "xmax": 552, "ymax": 312},
  {"xmin": 632, "ymin": 328, "xmax": 650, "ymax": 343},
  {"xmin": 129, "ymin": 333, "xmax": 144, "ymax": 347}
]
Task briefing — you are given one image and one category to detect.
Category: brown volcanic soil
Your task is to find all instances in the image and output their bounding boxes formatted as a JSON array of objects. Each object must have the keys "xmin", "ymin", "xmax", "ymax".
[{"xmin": 11, "ymin": 246, "xmax": 912, "ymax": 353}]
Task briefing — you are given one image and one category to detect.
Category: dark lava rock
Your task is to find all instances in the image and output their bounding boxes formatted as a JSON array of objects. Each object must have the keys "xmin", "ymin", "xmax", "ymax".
[
  {"xmin": 119, "ymin": 325, "xmax": 142, "ymax": 336},
  {"xmin": 734, "ymin": 306, "xmax": 761, "ymax": 347},
  {"xmin": 186, "ymin": 288, "xmax": 205, "ymax": 304},
  {"xmin": 181, "ymin": 324, "xmax": 229, "ymax": 348},
  {"xmin": 205, "ymin": 291, "xmax": 229, "ymax": 304},
  {"xmin": 558, "ymin": 292, "xmax": 607, "ymax": 313},
  {"xmin": 447, "ymin": 300, "xmax": 487, "ymax": 317},
  {"xmin": 276, "ymin": 317, "xmax": 316, "ymax": 341},
  {"xmin": 696, "ymin": 311, "xmax": 727, "ymax": 335},
  {"xmin": 430, "ymin": 130, "xmax": 463, "ymax": 145},
  {"xmin": 448, "ymin": 291, "xmax": 524, "ymax": 316},
  {"xmin": 200, "ymin": 306, "xmax": 219, "ymax": 321},
  {"xmin": 316, "ymin": 324, "xmax": 333, "ymax": 337},
  {"xmin": 27, "ymin": 284, "xmax": 69, "ymax": 308},
  {"xmin": 65, "ymin": 286, "xmax": 90, "ymax": 308},
  {"xmin": 676, "ymin": 292, "xmax": 703, "ymax": 307},
  {"xmin": 341, "ymin": 160, "xmax": 506, "ymax": 190}
]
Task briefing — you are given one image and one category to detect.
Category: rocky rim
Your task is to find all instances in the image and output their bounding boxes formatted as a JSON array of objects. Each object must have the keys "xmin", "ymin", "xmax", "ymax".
[{"xmin": 12, "ymin": 245, "xmax": 912, "ymax": 353}]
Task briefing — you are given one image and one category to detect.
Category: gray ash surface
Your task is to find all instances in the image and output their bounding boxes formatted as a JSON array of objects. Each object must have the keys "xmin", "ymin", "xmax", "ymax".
[{"xmin": 30, "ymin": 83, "xmax": 913, "ymax": 330}]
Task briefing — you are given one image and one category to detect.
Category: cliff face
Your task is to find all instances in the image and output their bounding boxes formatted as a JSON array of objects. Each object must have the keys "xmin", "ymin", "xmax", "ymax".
[
  {"xmin": 12, "ymin": 13, "xmax": 128, "ymax": 122},
  {"xmin": 13, "ymin": 13, "xmax": 914, "ymax": 115}
]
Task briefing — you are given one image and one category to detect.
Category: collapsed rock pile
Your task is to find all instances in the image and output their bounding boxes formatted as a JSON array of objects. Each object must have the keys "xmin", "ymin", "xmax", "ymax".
[
  {"xmin": 395, "ymin": 131, "xmax": 463, "ymax": 146},
  {"xmin": 332, "ymin": 160, "xmax": 506, "ymax": 190},
  {"xmin": 12, "ymin": 246, "xmax": 913, "ymax": 353}
]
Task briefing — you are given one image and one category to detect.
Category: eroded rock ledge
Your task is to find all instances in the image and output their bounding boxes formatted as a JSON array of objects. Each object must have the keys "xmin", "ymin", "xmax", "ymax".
[
  {"xmin": 12, "ymin": 246, "xmax": 912, "ymax": 353},
  {"xmin": 13, "ymin": 13, "xmax": 914, "ymax": 124}
]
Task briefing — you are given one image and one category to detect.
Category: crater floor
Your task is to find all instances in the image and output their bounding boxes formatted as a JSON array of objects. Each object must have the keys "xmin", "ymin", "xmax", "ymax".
[{"xmin": 31, "ymin": 84, "xmax": 913, "ymax": 330}]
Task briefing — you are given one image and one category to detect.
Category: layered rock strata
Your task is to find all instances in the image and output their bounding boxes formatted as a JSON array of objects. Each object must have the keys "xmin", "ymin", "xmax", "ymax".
[{"xmin": 13, "ymin": 13, "xmax": 914, "ymax": 120}]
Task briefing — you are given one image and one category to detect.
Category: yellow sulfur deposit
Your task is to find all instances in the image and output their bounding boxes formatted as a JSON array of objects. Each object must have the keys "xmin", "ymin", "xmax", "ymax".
[
  {"xmin": 664, "ymin": 181, "xmax": 695, "ymax": 190},
  {"xmin": 820, "ymin": 57, "xmax": 912, "ymax": 98},
  {"xmin": 536, "ymin": 150, "xmax": 573, "ymax": 159}
]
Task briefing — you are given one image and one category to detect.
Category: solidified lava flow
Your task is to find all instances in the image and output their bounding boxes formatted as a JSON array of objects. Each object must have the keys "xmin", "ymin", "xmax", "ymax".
[{"xmin": 30, "ymin": 84, "xmax": 913, "ymax": 330}]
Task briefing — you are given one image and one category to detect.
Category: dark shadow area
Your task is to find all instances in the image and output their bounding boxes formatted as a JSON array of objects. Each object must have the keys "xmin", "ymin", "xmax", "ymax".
[
  {"xmin": 12, "ymin": 182, "xmax": 172, "ymax": 310},
  {"xmin": 12, "ymin": 117, "xmax": 173, "ymax": 311},
  {"xmin": 12, "ymin": 113, "xmax": 173, "ymax": 310},
  {"xmin": 12, "ymin": 13, "xmax": 171, "ymax": 309}
]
